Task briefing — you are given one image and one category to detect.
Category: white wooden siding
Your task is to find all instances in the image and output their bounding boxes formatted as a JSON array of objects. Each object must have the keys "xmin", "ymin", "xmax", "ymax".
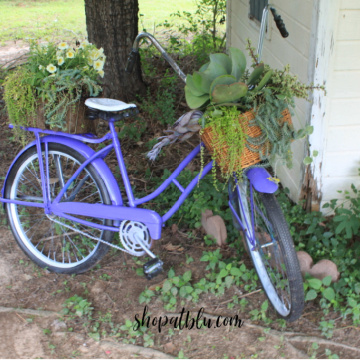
[
  {"xmin": 227, "ymin": 0, "xmax": 314, "ymax": 201},
  {"xmin": 313, "ymin": 1, "xmax": 360, "ymax": 208}
]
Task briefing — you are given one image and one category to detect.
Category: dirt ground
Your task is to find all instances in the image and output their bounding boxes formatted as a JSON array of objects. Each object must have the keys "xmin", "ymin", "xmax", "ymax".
[{"xmin": 1, "ymin": 45, "xmax": 360, "ymax": 359}]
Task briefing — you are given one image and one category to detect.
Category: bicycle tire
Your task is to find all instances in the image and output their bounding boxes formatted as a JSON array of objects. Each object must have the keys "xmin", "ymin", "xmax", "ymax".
[
  {"xmin": 5, "ymin": 143, "xmax": 114, "ymax": 274},
  {"xmin": 229, "ymin": 180, "xmax": 304, "ymax": 321}
]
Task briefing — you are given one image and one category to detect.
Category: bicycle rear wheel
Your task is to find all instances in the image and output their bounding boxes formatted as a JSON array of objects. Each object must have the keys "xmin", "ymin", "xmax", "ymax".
[
  {"xmin": 5, "ymin": 143, "xmax": 114, "ymax": 274},
  {"xmin": 229, "ymin": 179, "xmax": 304, "ymax": 321}
]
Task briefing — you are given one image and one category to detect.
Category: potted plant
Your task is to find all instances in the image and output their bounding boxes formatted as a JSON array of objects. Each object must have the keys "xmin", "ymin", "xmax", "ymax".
[
  {"xmin": 3, "ymin": 39, "xmax": 106, "ymax": 142},
  {"xmin": 184, "ymin": 41, "xmax": 323, "ymax": 182}
]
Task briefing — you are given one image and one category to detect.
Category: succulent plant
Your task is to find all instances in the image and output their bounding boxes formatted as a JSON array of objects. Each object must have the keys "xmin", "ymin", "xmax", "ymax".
[{"xmin": 185, "ymin": 47, "xmax": 273, "ymax": 110}]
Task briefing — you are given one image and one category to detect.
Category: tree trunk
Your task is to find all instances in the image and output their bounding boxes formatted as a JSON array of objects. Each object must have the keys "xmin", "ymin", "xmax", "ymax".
[{"xmin": 84, "ymin": 0, "xmax": 146, "ymax": 101}]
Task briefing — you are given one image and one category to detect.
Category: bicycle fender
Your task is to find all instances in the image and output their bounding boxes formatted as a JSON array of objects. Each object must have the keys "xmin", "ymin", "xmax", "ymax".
[
  {"xmin": 246, "ymin": 167, "xmax": 278, "ymax": 194},
  {"xmin": 1, "ymin": 136, "xmax": 123, "ymax": 207}
]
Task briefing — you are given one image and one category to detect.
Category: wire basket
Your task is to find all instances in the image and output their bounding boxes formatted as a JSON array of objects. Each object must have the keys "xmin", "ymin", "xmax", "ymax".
[{"xmin": 201, "ymin": 109, "xmax": 292, "ymax": 171}]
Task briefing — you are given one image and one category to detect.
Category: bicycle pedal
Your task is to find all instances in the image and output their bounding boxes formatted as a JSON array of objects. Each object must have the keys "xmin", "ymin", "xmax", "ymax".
[{"xmin": 143, "ymin": 258, "xmax": 163, "ymax": 280}]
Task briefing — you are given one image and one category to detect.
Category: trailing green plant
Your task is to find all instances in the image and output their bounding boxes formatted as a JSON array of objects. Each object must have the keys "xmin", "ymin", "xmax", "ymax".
[
  {"xmin": 202, "ymin": 105, "xmax": 247, "ymax": 183},
  {"xmin": 2, "ymin": 67, "xmax": 37, "ymax": 142}
]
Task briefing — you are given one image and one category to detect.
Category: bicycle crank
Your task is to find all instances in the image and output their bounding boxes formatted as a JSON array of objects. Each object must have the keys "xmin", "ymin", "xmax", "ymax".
[
  {"xmin": 119, "ymin": 221, "xmax": 163, "ymax": 279},
  {"xmin": 119, "ymin": 220, "xmax": 153, "ymax": 256}
]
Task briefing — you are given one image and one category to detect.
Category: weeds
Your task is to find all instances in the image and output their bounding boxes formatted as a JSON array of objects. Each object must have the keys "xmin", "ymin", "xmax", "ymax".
[
  {"xmin": 62, "ymin": 295, "xmax": 93, "ymax": 320},
  {"xmin": 278, "ymin": 176, "xmax": 360, "ymax": 334}
]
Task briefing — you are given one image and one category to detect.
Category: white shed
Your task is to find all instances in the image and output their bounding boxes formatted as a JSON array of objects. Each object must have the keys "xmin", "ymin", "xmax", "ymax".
[{"xmin": 227, "ymin": 0, "xmax": 360, "ymax": 211}]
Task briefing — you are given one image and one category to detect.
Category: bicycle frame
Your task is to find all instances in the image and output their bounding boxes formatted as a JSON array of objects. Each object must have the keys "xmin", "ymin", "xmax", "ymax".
[
  {"xmin": 0, "ymin": 124, "xmax": 278, "ymax": 250},
  {"xmin": 0, "ymin": 121, "xmax": 214, "ymax": 240}
]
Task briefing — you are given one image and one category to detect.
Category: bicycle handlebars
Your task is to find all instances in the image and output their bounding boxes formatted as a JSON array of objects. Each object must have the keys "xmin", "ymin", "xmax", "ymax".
[
  {"xmin": 125, "ymin": 32, "xmax": 187, "ymax": 84},
  {"xmin": 257, "ymin": 5, "xmax": 289, "ymax": 61},
  {"xmin": 270, "ymin": 7, "xmax": 289, "ymax": 38}
]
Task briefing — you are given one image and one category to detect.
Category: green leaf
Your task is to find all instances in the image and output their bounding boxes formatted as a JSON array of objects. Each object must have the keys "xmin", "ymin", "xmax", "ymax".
[
  {"xmin": 247, "ymin": 63, "xmax": 265, "ymax": 85},
  {"xmin": 171, "ymin": 286, "xmax": 178, "ymax": 296},
  {"xmin": 305, "ymin": 125, "xmax": 314, "ymax": 135},
  {"xmin": 322, "ymin": 287, "xmax": 335, "ymax": 301},
  {"xmin": 225, "ymin": 276, "xmax": 233, "ymax": 288},
  {"xmin": 355, "ymin": 283, "xmax": 360, "ymax": 295},
  {"xmin": 348, "ymin": 297, "xmax": 357, "ymax": 308},
  {"xmin": 211, "ymin": 81, "xmax": 248, "ymax": 104},
  {"xmin": 322, "ymin": 276, "xmax": 332, "ymax": 287},
  {"xmin": 203, "ymin": 60, "xmax": 228, "ymax": 83},
  {"xmin": 218, "ymin": 269, "xmax": 229, "ymax": 278},
  {"xmin": 200, "ymin": 254, "xmax": 209, "ymax": 262},
  {"xmin": 185, "ymin": 86, "xmax": 209, "ymax": 109},
  {"xmin": 199, "ymin": 62, "xmax": 209, "ymax": 72},
  {"xmin": 303, "ymin": 156, "xmax": 313, "ymax": 165},
  {"xmin": 179, "ymin": 286, "xmax": 188, "ymax": 297},
  {"xmin": 168, "ymin": 268, "xmax": 175, "ymax": 279},
  {"xmin": 209, "ymin": 53, "xmax": 232, "ymax": 74},
  {"xmin": 230, "ymin": 267, "xmax": 242, "ymax": 277},
  {"xmin": 162, "ymin": 280, "xmax": 172, "ymax": 293},
  {"xmin": 253, "ymin": 69, "xmax": 273, "ymax": 92},
  {"xmin": 229, "ymin": 47, "xmax": 246, "ymax": 80},
  {"xmin": 186, "ymin": 74, "xmax": 206, "ymax": 96},
  {"xmin": 182, "ymin": 270, "xmax": 192, "ymax": 283},
  {"xmin": 193, "ymin": 71, "xmax": 212, "ymax": 93},
  {"xmin": 308, "ymin": 278, "xmax": 322, "ymax": 290},
  {"xmin": 261, "ymin": 300, "xmax": 269, "ymax": 312},
  {"xmin": 305, "ymin": 289, "xmax": 318, "ymax": 301},
  {"xmin": 209, "ymin": 74, "xmax": 236, "ymax": 95}
]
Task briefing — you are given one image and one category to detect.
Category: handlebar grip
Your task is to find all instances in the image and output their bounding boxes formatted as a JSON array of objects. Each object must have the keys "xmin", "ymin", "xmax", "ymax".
[
  {"xmin": 125, "ymin": 49, "xmax": 139, "ymax": 73},
  {"xmin": 270, "ymin": 8, "xmax": 289, "ymax": 38}
]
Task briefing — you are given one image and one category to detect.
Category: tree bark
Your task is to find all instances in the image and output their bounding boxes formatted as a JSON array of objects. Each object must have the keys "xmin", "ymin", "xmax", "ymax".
[{"xmin": 84, "ymin": 0, "xmax": 146, "ymax": 101}]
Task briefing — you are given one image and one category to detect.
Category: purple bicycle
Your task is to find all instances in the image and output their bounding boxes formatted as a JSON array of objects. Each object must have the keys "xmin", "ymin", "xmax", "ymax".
[{"xmin": 0, "ymin": 6, "xmax": 304, "ymax": 321}]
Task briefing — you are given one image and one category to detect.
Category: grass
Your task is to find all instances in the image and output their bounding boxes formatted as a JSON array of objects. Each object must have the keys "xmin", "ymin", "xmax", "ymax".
[
  {"xmin": 140, "ymin": 0, "xmax": 196, "ymax": 32},
  {"xmin": 0, "ymin": 0, "xmax": 87, "ymax": 44},
  {"xmin": 0, "ymin": 0, "xmax": 197, "ymax": 44}
]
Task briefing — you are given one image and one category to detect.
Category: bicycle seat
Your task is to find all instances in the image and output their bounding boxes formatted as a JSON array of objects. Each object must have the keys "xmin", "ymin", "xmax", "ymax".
[{"xmin": 85, "ymin": 98, "xmax": 138, "ymax": 121}]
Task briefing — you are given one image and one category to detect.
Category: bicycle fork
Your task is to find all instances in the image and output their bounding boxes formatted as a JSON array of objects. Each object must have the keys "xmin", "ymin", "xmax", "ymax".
[{"xmin": 228, "ymin": 167, "xmax": 279, "ymax": 250}]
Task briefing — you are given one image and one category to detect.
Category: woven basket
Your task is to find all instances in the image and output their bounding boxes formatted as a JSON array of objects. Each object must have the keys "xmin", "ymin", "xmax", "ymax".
[{"xmin": 201, "ymin": 109, "xmax": 292, "ymax": 171}]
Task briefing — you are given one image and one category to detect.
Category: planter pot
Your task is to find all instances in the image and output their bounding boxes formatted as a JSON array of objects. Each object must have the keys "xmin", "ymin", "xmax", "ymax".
[
  {"xmin": 36, "ymin": 99, "xmax": 97, "ymax": 134},
  {"xmin": 201, "ymin": 109, "xmax": 292, "ymax": 172}
]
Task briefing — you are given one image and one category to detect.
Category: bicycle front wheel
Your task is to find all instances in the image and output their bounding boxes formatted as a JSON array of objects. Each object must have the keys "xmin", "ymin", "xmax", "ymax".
[
  {"xmin": 5, "ymin": 143, "xmax": 114, "ymax": 274},
  {"xmin": 229, "ymin": 179, "xmax": 304, "ymax": 321}
]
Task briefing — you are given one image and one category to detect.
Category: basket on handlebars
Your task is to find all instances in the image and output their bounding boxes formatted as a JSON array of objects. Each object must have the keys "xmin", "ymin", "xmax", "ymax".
[{"xmin": 201, "ymin": 109, "xmax": 293, "ymax": 172}]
